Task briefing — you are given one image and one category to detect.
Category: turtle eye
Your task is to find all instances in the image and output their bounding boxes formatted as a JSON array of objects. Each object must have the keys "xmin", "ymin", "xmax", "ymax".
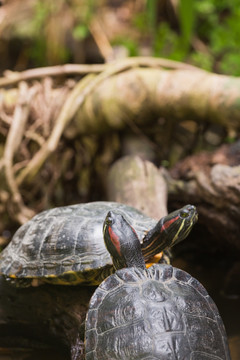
[
  {"xmin": 105, "ymin": 212, "xmax": 113, "ymax": 226},
  {"xmin": 180, "ymin": 209, "xmax": 189, "ymax": 219},
  {"xmin": 105, "ymin": 217, "xmax": 113, "ymax": 226}
]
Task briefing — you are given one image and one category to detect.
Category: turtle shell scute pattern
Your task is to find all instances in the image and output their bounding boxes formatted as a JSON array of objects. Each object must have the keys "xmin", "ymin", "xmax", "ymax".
[
  {"xmin": 0, "ymin": 202, "xmax": 156, "ymax": 280},
  {"xmin": 85, "ymin": 264, "xmax": 231, "ymax": 360}
]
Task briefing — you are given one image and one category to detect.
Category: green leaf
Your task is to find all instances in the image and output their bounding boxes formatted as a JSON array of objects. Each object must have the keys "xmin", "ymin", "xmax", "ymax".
[
  {"xmin": 179, "ymin": 0, "xmax": 195, "ymax": 48},
  {"xmin": 73, "ymin": 24, "xmax": 89, "ymax": 40},
  {"xmin": 146, "ymin": 0, "xmax": 157, "ymax": 34}
]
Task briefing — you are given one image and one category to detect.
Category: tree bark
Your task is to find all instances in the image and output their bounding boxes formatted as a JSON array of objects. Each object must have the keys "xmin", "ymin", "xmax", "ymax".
[
  {"xmin": 166, "ymin": 142, "xmax": 240, "ymax": 253},
  {"xmin": 72, "ymin": 65, "xmax": 240, "ymax": 134}
]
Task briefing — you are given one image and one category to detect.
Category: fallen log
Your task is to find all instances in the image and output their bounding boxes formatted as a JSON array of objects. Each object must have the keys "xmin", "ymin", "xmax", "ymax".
[{"xmin": 0, "ymin": 276, "xmax": 95, "ymax": 359}]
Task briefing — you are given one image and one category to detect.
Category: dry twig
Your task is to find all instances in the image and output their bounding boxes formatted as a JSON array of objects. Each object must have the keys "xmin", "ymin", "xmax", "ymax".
[{"xmin": 2, "ymin": 82, "xmax": 37, "ymax": 223}]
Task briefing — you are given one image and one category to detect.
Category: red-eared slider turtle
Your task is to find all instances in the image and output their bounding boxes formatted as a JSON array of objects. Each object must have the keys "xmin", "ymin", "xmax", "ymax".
[
  {"xmin": 0, "ymin": 202, "xmax": 197, "ymax": 287},
  {"xmin": 85, "ymin": 211, "xmax": 231, "ymax": 360}
]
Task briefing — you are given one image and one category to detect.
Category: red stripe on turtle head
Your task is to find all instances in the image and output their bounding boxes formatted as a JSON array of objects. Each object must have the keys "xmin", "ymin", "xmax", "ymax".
[
  {"xmin": 108, "ymin": 226, "xmax": 121, "ymax": 256},
  {"xmin": 130, "ymin": 224, "xmax": 138, "ymax": 237},
  {"xmin": 161, "ymin": 215, "xmax": 179, "ymax": 233}
]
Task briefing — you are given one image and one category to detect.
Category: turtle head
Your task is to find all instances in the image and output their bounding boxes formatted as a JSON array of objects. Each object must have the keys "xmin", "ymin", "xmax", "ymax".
[
  {"xmin": 103, "ymin": 211, "xmax": 146, "ymax": 271},
  {"xmin": 163, "ymin": 204, "xmax": 198, "ymax": 245},
  {"xmin": 142, "ymin": 204, "xmax": 198, "ymax": 260}
]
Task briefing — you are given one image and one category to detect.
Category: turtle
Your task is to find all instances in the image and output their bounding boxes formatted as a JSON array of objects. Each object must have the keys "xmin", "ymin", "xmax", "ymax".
[
  {"xmin": 85, "ymin": 211, "xmax": 231, "ymax": 360},
  {"xmin": 0, "ymin": 201, "xmax": 197, "ymax": 287}
]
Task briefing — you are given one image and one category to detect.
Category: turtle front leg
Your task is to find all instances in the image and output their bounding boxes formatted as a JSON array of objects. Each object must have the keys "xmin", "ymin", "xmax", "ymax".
[
  {"xmin": 71, "ymin": 333, "xmax": 85, "ymax": 360},
  {"xmin": 146, "ymin": 250, "xmax": 172, "ymax": 268}
]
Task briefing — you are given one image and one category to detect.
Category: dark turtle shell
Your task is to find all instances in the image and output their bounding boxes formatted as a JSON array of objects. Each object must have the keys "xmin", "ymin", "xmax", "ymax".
[
  {"xmin": 0, "ymin": 202, "xmax": 156, "ymax": 285},
  {"xmin": 85, "ymin": 264, "xmax": 231, "ymax": 360}
]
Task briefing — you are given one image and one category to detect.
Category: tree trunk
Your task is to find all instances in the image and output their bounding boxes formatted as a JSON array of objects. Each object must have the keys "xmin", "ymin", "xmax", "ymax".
[{"xmin": 107, "ymin": 155, "xmax": 168, "ymax": 219}]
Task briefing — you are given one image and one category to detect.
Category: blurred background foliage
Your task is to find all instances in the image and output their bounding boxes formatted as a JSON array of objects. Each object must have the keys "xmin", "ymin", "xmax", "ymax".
[{"xmin": 0, "ymin": 0, "xmax": 240, "ymax": 75}]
